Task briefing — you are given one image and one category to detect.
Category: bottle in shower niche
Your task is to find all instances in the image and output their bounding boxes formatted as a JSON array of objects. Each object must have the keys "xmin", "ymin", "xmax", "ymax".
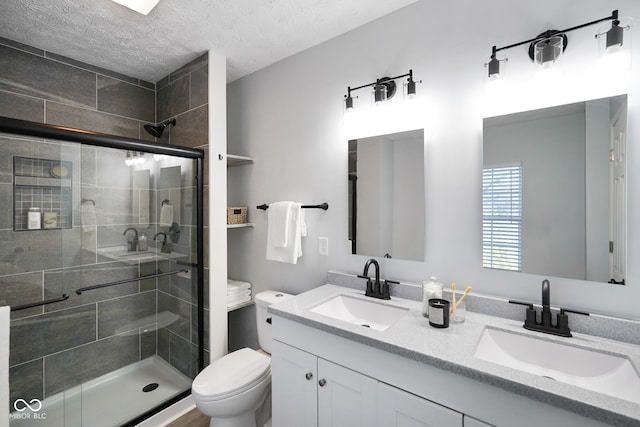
[
  {"xmin": 27, "ymin": 207, "xmax": 41, "ymax": 230},
  {"xmin": 421, "ymin": 276, "xmax": 443, "ymax": 318}
]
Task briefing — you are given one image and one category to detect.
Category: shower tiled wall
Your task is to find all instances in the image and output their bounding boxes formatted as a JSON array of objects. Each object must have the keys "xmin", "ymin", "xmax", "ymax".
[
  {"xmin": 0, "ymin": 37, "xmax": 209, "ymax": 408},
  {"xmin": 153, "ymin": 53, "xmax": 211, "ymax": 372}
]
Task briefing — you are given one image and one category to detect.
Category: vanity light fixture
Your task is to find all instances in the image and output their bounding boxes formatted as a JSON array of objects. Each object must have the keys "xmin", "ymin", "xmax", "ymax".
[
  {"xmin": 125, "ymin": 151, "xmax": 146, "ymax": 166},
  {"xmin": 485, "ymin": 9, "xmax": 625, "ymax": 78},
  {"xmin": 344, "ymin": 69, "xmax": 419, "ymax": 111},
  {"xmin": 596, "ymin": 10, "xmax": 631, "ymax": 51}
]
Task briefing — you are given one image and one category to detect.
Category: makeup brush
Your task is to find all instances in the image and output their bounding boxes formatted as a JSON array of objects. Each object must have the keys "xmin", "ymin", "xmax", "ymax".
[{"xmin": 451, "ymin": 283, "xmax": 457, "ymax": 316}]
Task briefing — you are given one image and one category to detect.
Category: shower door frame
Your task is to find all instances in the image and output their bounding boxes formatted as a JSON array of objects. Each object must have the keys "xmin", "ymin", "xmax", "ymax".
[{"xmin": 0, "ymin": 116, "xmax": 206, "ymax": 425}]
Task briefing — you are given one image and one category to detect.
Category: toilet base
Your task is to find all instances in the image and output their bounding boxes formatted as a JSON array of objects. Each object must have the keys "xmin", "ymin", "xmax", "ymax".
[{"xmin": 202, "ymin": 386, "xmax": 270, "ymax": 427}]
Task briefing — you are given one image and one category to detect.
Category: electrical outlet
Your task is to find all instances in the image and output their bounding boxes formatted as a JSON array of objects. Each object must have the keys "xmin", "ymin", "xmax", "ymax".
[{"xmin": 319, "ymin": 237, "xmax": 329, "ymax": 256}]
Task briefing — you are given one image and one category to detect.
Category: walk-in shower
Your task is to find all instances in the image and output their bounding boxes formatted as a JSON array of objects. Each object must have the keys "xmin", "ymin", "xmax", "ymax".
[{"xmin": 0, "ymin": 117, "xmax": 205, "ymax": 427}]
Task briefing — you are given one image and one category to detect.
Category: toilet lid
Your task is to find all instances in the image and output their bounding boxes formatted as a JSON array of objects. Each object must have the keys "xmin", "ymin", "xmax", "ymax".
[{"xmin": 192, "ymin": 348, "xmax": 270, "ymax": 400}]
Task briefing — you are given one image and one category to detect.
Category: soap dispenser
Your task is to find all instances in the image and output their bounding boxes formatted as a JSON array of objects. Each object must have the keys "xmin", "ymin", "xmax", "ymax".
[{"xmin": 138, "ymin": 233, "xmax": 148, "ymax": 251}]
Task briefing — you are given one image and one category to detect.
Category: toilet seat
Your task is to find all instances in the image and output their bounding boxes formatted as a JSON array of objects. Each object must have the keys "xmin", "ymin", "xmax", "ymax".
[{"xmin": 192, "ymin": 348, "xmax": 271, "ymax": 402}]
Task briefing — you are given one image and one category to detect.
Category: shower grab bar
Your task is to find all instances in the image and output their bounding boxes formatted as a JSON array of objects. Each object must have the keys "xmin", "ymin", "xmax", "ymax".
[
  {"xmin": 257, "ymin": 202, "xmax": 329, "ymax": 210},
  {"xmin": 75, "ymin": 269, "xmax": 189, "ymax": 295},
  {"xmin": 10, "ymin": 294, "xmax": 69, "ymax": 312}
]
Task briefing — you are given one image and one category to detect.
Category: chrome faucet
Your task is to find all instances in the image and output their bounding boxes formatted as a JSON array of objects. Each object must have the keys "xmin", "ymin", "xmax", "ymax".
[
  {"xmin": 358, "ymin": 259, "xmax": 392, "ymax": 300},
  {"xmin": 123, "ymin": 227, "xmax": 138, "ymax": 252},
  {"xmin": 509, "ymin": 279, "xmax": 589, "ymax": 338}
]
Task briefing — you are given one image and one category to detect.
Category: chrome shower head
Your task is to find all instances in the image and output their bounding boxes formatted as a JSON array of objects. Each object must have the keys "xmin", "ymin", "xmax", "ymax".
[{"xmin": 144, "ymin": 118, "xmax": 176, "ymax": 138}]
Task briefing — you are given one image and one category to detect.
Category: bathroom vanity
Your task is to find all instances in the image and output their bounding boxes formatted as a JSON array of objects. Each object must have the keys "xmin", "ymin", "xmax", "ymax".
[{"xmin": 269, "ymin": 284, "xmax": 640, "ymax": 427}]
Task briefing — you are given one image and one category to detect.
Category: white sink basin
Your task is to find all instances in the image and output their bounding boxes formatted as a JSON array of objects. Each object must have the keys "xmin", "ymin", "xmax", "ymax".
[
  {"xmin": 474, "ymin": 327, "xmax": 640, "ymax": 403},
  {"xmin": 97, "ymin": 246, "xmax": 186, "ymax": 264},
  {"xmin": 309, "ymin": 294, "xmax": 409, "ymax": 331}
]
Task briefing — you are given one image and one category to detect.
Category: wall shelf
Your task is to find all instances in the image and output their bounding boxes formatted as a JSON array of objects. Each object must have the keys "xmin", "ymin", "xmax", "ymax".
[
  {"xmin": 227, "ymin": 223, "xmax": 255, "ymax": 229},
  {"xmin": 13, "ymin": 156, "xmax": 73, "ymax": 231},
  {"xmin": 227, "ymin": 154, "xmax": 254, "ymax": 167},
  {"xmin": 227, "ymin": 299, "xmax": 254, "ymax": 312}
]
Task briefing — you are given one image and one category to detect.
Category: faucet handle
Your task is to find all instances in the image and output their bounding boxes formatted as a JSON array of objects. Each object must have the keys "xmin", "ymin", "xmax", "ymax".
[
  {"xmin": 358, "ymin": 275, "xmax": 375, "ymax": 295},
  {"xmin": 509, "ymin": 300, "xmax": 537, "ymax": 326},
  {"xmin": 508, "ymin": 300, "xmax": 534, "ymax": 309},
  {"xmin": 560, "ymin": 308, "xmax": 590, "ymax": 316}
]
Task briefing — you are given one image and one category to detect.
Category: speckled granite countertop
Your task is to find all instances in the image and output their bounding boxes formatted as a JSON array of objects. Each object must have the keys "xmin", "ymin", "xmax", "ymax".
[{"xmin": 269, "ymin": 284, "xmax": 640, "ymax": 426}]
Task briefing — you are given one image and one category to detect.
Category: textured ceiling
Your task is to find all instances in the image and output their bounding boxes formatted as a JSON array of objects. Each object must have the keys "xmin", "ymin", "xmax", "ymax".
[{"xmin": 0, "ymin": 0, "xmax": 417, "ymax": 83}]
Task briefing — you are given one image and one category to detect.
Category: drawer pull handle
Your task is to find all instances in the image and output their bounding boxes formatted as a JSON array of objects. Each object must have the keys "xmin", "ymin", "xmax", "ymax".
[
  {"xmin": 305, "ymin": 372, "xmax": 313, "ymax": 380},
  {"xmin": 318, "ymin": 379, "xmax": 327, "ymax": 387}
]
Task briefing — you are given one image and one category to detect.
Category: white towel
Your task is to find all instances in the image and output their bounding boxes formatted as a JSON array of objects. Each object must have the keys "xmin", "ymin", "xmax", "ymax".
[
  {"xmin": 0, "ymin": 306, "xmax": 9, "ymax": 423},
  {"xmin": 266, "ymin": 202, "xmax": 307, "ymax": 264},
  {"xmin": 227, "ymin": 290, "xmax": 251, "ymax": 301},
  {"xmin": 227, "ymin": 292, "xmax": 252, "ymax": 307},
  {"xmin": 159, "ymin": 203, "xmax": 174, "ymax": 227},
  {"xmin": 267, "ymin": 202, "xmax": 293, "ymax": 248},
  {"xmin": 227, "ymin": 279, "xmax": 251, "ymax": 295},
  {"xmin": 81, "ymin": 203, "xmax": 97, "ymax": 232}
]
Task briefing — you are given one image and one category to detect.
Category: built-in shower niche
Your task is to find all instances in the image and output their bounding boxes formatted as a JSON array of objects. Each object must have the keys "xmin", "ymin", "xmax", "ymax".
[{"xmin": 13, "ymin": 156, "xmax": 73, "ymax": 231}]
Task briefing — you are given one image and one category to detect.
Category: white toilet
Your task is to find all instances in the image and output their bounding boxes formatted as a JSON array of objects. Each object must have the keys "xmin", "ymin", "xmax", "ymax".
[{"xmin": 192, "ymin": 290, "xmax": 292, "ymax": 427}]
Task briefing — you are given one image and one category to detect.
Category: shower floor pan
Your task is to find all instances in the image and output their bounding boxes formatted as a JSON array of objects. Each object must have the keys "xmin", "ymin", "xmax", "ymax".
[{"xmin": 10, "ymin": 356, "xmax": 192, "ymax": 427}]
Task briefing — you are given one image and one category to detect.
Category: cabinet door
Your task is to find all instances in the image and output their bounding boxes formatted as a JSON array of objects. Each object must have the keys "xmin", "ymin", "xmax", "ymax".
[
  {"xmin": 271, "ymin": 340, "xmax": 318, "ymax": 427},
  {"xmin": 377, "ymin": 383, "xmax": 463, "ymax": 427},
  {"xmin": 317, "ymin": 358, "xmax": 378, "ymax": 427},
  {"xmin": 464, "ymin": 416, "xmax": 494, "ymax": 427}
]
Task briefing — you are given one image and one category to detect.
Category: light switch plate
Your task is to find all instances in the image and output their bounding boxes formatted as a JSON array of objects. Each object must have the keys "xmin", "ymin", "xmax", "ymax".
[{"xmin": 319, "ymin": 237, "xmax": 329, "ymax": 256}]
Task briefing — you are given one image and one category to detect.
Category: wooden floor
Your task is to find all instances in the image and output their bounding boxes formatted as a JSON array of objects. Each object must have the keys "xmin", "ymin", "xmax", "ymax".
[{"xmin": 165, "ymin": 408, "xmax": 210, "ymax": 427}]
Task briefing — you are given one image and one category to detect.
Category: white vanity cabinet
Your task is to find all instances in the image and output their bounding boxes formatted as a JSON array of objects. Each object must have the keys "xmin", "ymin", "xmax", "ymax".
[
  {"xmin": 270, "ymin": 309, "xmax": 615, "ymax": 427},
  {"xmin": 378, "ymin": 383, "xmax": 462, "ymax": 427},
  {"xmin": 272, "ymin": 340, "xmax": 463, "ymax": 427},
  {"xmin": 271, "ymin": 340, "xmax": 378, "ymax": 427}
]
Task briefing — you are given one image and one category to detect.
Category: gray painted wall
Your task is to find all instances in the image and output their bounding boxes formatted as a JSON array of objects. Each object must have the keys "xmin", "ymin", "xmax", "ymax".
[{"xmin": 226, "ymin": 0, "xmax": 640, "ymax": 326}]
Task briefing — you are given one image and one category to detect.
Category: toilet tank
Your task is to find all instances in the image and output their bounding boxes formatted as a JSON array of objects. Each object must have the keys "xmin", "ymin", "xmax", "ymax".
[{"xmin": 255, "ymin": 290, "xmax": 293, "ymax": 354}]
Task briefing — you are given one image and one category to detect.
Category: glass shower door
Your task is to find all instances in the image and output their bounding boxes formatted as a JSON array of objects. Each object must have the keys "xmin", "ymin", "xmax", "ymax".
[{"xmin": 2, "ymin": 118, "xmax": 204, "ymax": 427}]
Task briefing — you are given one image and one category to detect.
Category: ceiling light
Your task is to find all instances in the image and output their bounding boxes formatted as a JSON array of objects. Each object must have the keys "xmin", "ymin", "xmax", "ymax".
[{"xmin": 111, "ymin": 0, "xmax": 160, "ymax": 15}]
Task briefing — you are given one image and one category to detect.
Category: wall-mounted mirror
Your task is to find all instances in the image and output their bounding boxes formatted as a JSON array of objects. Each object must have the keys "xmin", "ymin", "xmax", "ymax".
[
  {"xmin": 482, "ymin": 94, "xmax": 627, "ymax": 284},
  {"xmin": 133, "ymin": 169, "xmax": 150, "ymax": 226},
  {"xmin": 348, "ymin": 129, "xmax": 425, "ymax": 261}
]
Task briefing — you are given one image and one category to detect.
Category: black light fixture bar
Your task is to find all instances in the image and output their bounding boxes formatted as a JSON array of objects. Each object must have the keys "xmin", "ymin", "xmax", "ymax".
[
  {"xmin": 345, "ymin": 69, "xmax": 417, "ymax": 108},
  {"xmin": 492, "ymin": 10, "xmax": 619, "ymax": 55}
]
